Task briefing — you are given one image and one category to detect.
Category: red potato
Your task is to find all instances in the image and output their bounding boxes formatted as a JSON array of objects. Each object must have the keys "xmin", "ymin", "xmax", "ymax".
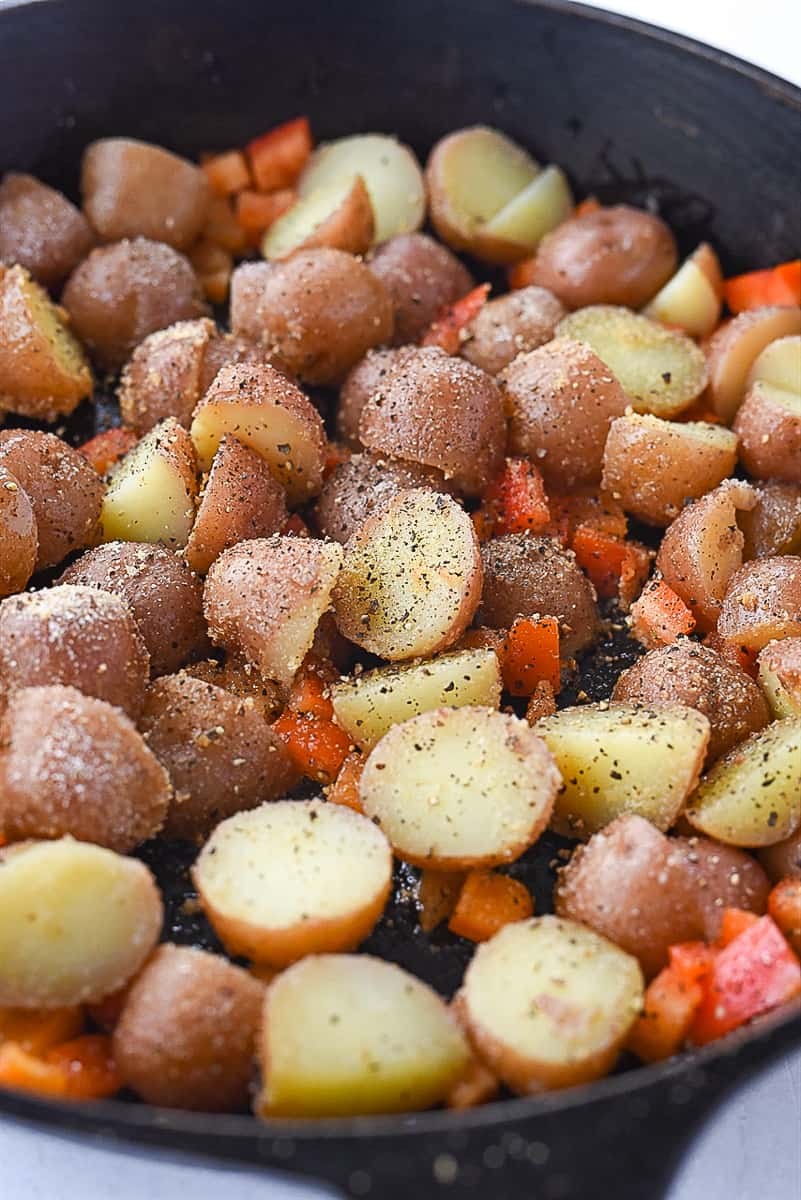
[
  {"xmin": 462, "ymin": 286, "xmax": 567, "ymax": 376},
  {"xmin": 705, "ymin": 305, "xmax": 801, "ymax": 421},
  {"xmin": 0, "ymin": 464, "xmax": 37, "ymax": 597},
  {"xmin": 734, "ymin": 382, "xmax": 801, "ymax": 483},
  {"xmin": 336, "ymin": 346, "xmax": 416, "ymax": 449},
  {"xmin": 0, "ymin": 172, "xmax": 94, "ymax": 288},
  {"xmin": 740, "ymin": 481, "xmax": 801, "ymax": 559},
  {"xmin": 759, "ymin": 829, "xmax": 801, "ymax": 882},
  {"xmin": 717, "ymin": 556, "xmax": 801, "ymax": 650},
  {"xmin": 260, "ymin": 175, "xmax": 374, "ymax": 260},
  {"xmin": 183, "ymin": 656, "xmax": 284, "ymax": 724},
  {"xmin": 314, "ymin": 451, "xmax": 453, "ymax": 545},
  {"xmin": 367, "ymin": 232, "xmax": 473, "ymax": 344},
  {"xmin": 100, "ymin": 418, "xmax": 198, "ymax": 550},
  {"xmin": 758, "ymin": 638, "xmax": 801, "ymax": 719}
]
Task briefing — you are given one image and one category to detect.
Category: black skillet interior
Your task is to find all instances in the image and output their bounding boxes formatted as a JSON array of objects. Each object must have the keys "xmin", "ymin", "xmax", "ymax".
[{"xmin": 0, "ymin": 1, "xmax": 800, "ymax": 1197}]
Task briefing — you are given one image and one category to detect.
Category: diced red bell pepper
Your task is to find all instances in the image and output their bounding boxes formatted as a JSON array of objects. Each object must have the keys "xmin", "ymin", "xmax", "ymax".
[
  {"xmin": 500, "ymin": 615, "xmax": 561, "ymax": 696},
  {"xmin": 246, "ymin": 117, "xmax": 312, "ymax": 192},
  {"xmin": 421, "ymin": 284, "xmax": 490, "ymax": 354},
  {"xmin": 481, "ymin": 457, "xmax": 550, "ymax": 537}
]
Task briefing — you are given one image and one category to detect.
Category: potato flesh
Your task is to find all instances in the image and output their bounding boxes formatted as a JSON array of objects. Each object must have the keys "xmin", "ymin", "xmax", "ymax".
[
  {"xmin": 360, "ymin": 705, "xmax": 560, "ymax": 868},
  {"xmin": 101, "ymin": 419, "xmax": 197, "ymax": 549},
  {"xmin": 746, "ymin": 335, "xmax": 801, "ymax": 396},
  {"xmin": 482, "ymin": 165, "xmax": 574, "ymax": 252},
  {"xmin": 758, "ymin": 638, "xmax": 801, "ymax": 718},
  {"xmin": 331, "ymin": 648, "xmax": 502, "ymax": 750},
  {"xmin": 686, "ymin": 718, "xmax": 801, "ymax": 847},
  {"xmin": 0, "ymin": 839, "xmax": 162, "ymax": 1008},
  {"xmin": 644, "ymin": 255, "xmax": 721, "ymax": 338},
  {"xmin": 258, "ymin": 954, "xmax": 469, "ymax": 1117},
  {"xmin": 535, "ymin": 703, "xmax": 710, "ymax": 837},
  {"xmin": 261, "ymin": 175, "xmax": 373, "ymax": 260}
]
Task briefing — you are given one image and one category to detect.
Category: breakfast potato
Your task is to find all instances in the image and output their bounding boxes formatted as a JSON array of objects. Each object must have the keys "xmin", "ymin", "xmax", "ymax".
[
  {"xmin": 185, "ymin": 436, "xmax": 288, "ymax": 574},
  {"xmin": 333, "ymin": 489, "xmax": 481, "ymax": 660},
  {"xmin": 705, "ymin": 306, "xmax": 801, "ymax": 422},
  {"xmin": 717, "ymin": 556, "xmax": 801, "ymax": 649},
  {"xmin": 0, "ymin": 264, "xmax": 92, "ymax": 420},
  {"xmin": 336, "ymin": 347, "xmax": 416, "ymax": 448},
  {"xmin": 113, "ymin": 945, "xmax": 263, "ymax": 1111},
  {"xmin": 81, "ymin": 138, "xmax": 211, "ymax": 250},
  {"xmin": 189, "ymin": 362, "xmax": 326, "ymax": 504},
  {"xmin": 557, "ymin": 305, "xmax": 708, "ymax": 418},
  {"xmin": 194, "ymin": 800, "xmax": 391, "ymax": 964},
  {"xmin": 758, "ymin": 638, "xmax": 801, "ymax": 718},
  {"xmin": 734, "ymin": 382, "xmax": 801, "ymax": 482},
  {"xmin": 535, "ymin": 702, "xmax": 710, "ymax": 837},
  {"xmin": 532, "ymin": 205, "xmax": 677, "ymax": 310},
  {"xmin": 759, "ymin": 829, "xmax": 801, "ymax": 882},
  {"xmin": 601, "ymin": 413, "xmax": 739, "ymax": 527},
  {"xmin": 118, "ymin": 317, "xmax": 215, "ymax": 433},
  {"xmin": 0, "ymin": 684, "xmax": 169, "ymax": 850},
  {"xmin": 0, "ymin": 464, "xmax": 37, "ymax": 596},
  {"xmin": 358, "ymin": 346, "xmax": 506, "ymax": 495},
  {"xmin": 139, "ymin": 673, "xmax": 296, "ymax": 839},
  {"xmin": 480, "ymin": 164, "xmax": 574, "ymax": 257},
  {"xmin": 62, "ymin": 238, "xmax": 207, "ymax": 369},
  {"xmin": 462, "ymin": 286, "xmax": 567, "ymax": 376},
  {"xmin": 0, "ymin": 172, "xmax": 94, "ymax": 288},
  {"xmin": 460, "ymin": 916, "xmax": 644, "ymax": 1093},
  {"xmin": 0, "ymin": 838, "xmax": 162, "ymax": 1007},
  {"xmin": 257, "ymin": 954, "xmax": 469, "ymax": 1117},
  {"xmin": 656, "ymin": 481, "xmax": 756, "ymax": 628},
  {"xmin": 59, "ymin": 541, "xmax": 207, "ymax": 676},
  {"xmin": 643, "ymin": 243, "xmax": 723, "ymax": 338},
  {"xmin": 478, "ymin": 534, "xmax": 599, "ymax": 658},
  {"xmin": 230, "ymin": 249, "xmax": 394, "ymax": 385},
  {"xmin": 0, "ymin": 584, "xmax": 149, "ymax": 719},
  {"xmin": 101, "ymin": 417, "xmax": 198, "ymax": 549},
  {"xmin": 261, "ymin": 175, "xmax": 373, "ymax": 260},
  {"xmin": 331, "ymin": 647, "xmax": 502, "ymax": 749},
  {"xmin": 367, "ymin": 233, "xmax": 473, "ymax": 344},
  {"xmin": 314, "ymin": 451, "xmax": 452, "ymax": 544},
  {"xmin": 685, "ymin": 718, "xmax": 801, "ymax": 846},
  {"xmin": 359, "ymin": 705, "xmax": 559, "ymax": 868},
  {"xmin": 501, "ymin": 337, "xmax": 627, "ymax": 487},
  {"xmin": 204, "ymin": 535, "xmax": 343, "ymax": 686},
  {"xmin": 183, "ymin": 655, "xmax": 284, "ymax": 723},
  {"xmin": 746, "ymin": 334, "xmax": 801, "ymax": 395},
  {"xmin": 740, "ymin": 480, "xmax": 801, "ymax": 558}
]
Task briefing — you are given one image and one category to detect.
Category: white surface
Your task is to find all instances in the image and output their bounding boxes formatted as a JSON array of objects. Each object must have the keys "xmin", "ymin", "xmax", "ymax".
[{"xmin": 2, "ymin": 1, "xmax": 800, "ymax": 1197}]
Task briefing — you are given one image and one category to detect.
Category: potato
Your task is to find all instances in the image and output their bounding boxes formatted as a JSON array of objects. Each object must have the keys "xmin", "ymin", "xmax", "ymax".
[
  {"xmin": 557, "ymin": 305, "xmax": 708, "ymax": 418},
  {"xmin": 331, "ymin": 648, "xmax": 501, "ymax": 750},
  {"xmin": 532, "ymin": 206, "xmax": 677, "ymax": 310},
  {"xmin": 118, "ymin": 317, "xmax": 215, "ymax": 433},
  {"xmin": 257, "ymin": 954, "xmax": 469, "ymax": 1117},
  {"xmin": 314, "ymin": 451, "xmax": 452, "ymax": 545},
  {"xmin": 739, "ymin": 480, "xmax": 801, "ymax": 558},
  {"xmin": 194, "ymin": 799, "xmax": 391, "ymax": 965},
  {"xmin": 333, "ymin": 489, "xmax": 481, "ymax": 660},
  {"xmin": 230, "ymin": 249, "xmax": 394, "ymax": 385},
  {"xmin": 101, "ymin": 417, "xmax": 198, "ymax": 549},
  {"xmin": 462, "ymin": 286, "xmax": 567, "ymax": 376},
  {"xmin": 59, "ymin": 541, "xmax": 207, "ymax": 677},
  {"xmin": 0, "ymin": 838, "xmax": 162, "ymax": 1007},
  {"xmin": 734, "ymin": 382, "xmax": 801, "ymax": 483},
  {"xmin": 535, "ymin": 702, "xmax": 710, "ymax": 837},
  {"xmin": 759, "ymin": 829, "xmax": 801, "ymax": 882},
  {"xmin": 358, "ymin": 346, "xmax": 506, "ymax": 496},
  {"xmin": 139, "ymin": 673, "xmax": 296, "ymax": 840},
  {"xmin": 0, "ymin": 429, "xmax": 103, "ymax": 570},
  {"xmin": 0, "ymin": 584, "xmax": 149, "ymax": 718},
  {"xmin": 705, "ymin": 306, "xmax": 801, "ymax": 422},
  {"xmin": 685, "ymin": 718, "xmax": 801, "ymax": 847},
  {"xmin": 204, "ymin": 535, "xmax": 343, "ymax": 686},
  {"xmin": 81, "ymin": 138, "xmax": 211, "ymax": 251},
  {"xmin": 643, "ymin": 243, "xmax": 723, "ymax": 338},
  {"xmin": 0, "ymin": 684, "xmax": 169, "ymax": 850},
  {"xmin": 360, "ymin": 705, "xmax": 559, "ymax": 869},
  {"xmin": 367, "ymin": 233, "xmax": 473, "ymax": 344},
  {"xmin": 189, "ymin": 361, "xmax": 325, "ymax": 505},
  {"xmin": 0, "ymin": 465, "xmax": 37, "ymax": 597},
  {"xmin": 0, "ymin": 265, "xmax": 92, "ymax": 421},
  {"xmin": 656, "ymin": 481, "xmax": 756, "ymax": 629},
  {"xmin": 501, "ymin": 337, "xmax": 627, "ymax": 487},
  {"xmin": 747, "ymin": 334, "xmax": 801, "ymax": 396},
  {"xmin": 758, "ymin": 638, "xmax": 801, "ymax": 718},
  {"xmin": 62, "ymin": 238, "xmax": 207, "ymax": 370},
  {"xmin": 113, "ymin": 945, "xmax": 263, "ymax": 1111},
  {"xmin": 601, "ymin": 413, "xmax": 738, "ymax": 528},
  {"xmin": 717, "ymin": 556, "xmax": 801, "ymax": 649},
  {"xmin": 460, "ymin": 916, "xmax": 644, "ymax": 1093},
  {"xmin": 299, "ymin": 133, "xmax": 425, "ymax": 245},
  {"xmin": 183, "ymin": 655, "xmax": 283, "ymax": 723},
  {"xmin": 336, "ymin": 347, "xmax": 416, "ymax": 448},
  {"xmin": 0, "ymin": 172, "xmax": 94, "ymax": 288},
  {"xmin": 261, "ymin": 175, "xmax": 373, "ymax": 260},
  {"xmin": 478, "ymin": 534, "xmax": 599, "ymax": 658},
  {"xmin": 481, "ymin": 165, "xmax": 574, "ymax": 255}
]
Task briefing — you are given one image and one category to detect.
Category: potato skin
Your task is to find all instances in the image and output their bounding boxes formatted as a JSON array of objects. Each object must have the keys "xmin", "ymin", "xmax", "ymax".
[
  {"xmin": 531, "ymin": 205, "xmax": 676, "ymax": 310},
  {"xmin": 0, "ymin": 464, "xmax": 37, "ymax": 597},
  {"xmin": 118, "ymin": 318, "xmax": 214, "ymax": 433},
  {"xmin": 113, "ymin": 944, "xmax": 263, "ymax": 1110},
  {"xmin": 59, "ymin": 541, "xmax": 207, "ymax": 676},
  {"xmin": 367, "ymin": 232, "xmax": 473, "ymax": 344},
  {"xmin": 337, "ymin": 346, "xmax": 416, "ymax": 449},
  {"xmin": 314, "ymin": 451, "xmax": 453, "ymax": 544},
  {"xmin": 478, "ymin": 534, "xmax": 599, "ymax": 657},
  {"xmin": 759, "ymin": 829, "xmax": 801, "ymax": 882},
  {"xmin": 0, "ymin": 172, "xmax": 93, "ymax": 288},
  {"xmin": 0, "ymin": 684, "xmax": 169, "ymax": 851},
  {"xmin": 183, "ymin": 656, "xmax": 284, "ymax": 723},
  {"xmin": 734, "ymin": 382, "xmax": 801, "ymax": 483},
  {"xmin": 717, "ymin": 556, "xmax": 801, "ymax": 649},
  {"xmin": 741, "ymin": 481, "xmax": 801, "ymax": 559},
  {"xmin": 501, "ymin": 337, "xmax": 627, "ymax": 487},
  {"xmin": 462, "ymin": 286, "xmax": 566, "ymax": 376}
]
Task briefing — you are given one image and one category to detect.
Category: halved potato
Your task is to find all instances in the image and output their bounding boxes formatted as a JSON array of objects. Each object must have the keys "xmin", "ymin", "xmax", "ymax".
[
  {"xmin": 0, "ymin": 171, "xmax": 94, "ymax": 289},
  {"xmin": 257, "ymin": 954, "xmax": 469, "ymax": 1117},
  {"xmin": 734, "ymin": 382, "xmax": 801, "ymax": 483},
  {"xmin": 0, "ymin": 464, "xmax": 37, "ymax": 597},
  {"xmin": 194, "ymin": 799, "xmax": 391, "ymax": 965},
  {"xmin": 746, "ymin": 334, "xmax": 801, "ymax": 396},
  {"xmin": 359, "ymin": 705, "xmax": 559, "ymax": 869},
  {"xmin": 741, "ymin": 480, "xmax": 801, "ymax": 559},
  {"xmin": 101, "ymin": 417, "xmax": 198, "ymax": 549},
  {"xmin": 685, "ymin": 718, "xmax": 801, "ymax": 847},
  {"xmin": 261, "ymin": 175, "xmax": 373, "ymax": 260},
  {"xmin": 480, "ymin": 165, "xmax": 574, "ymax": 254},
  {"xmin": 758, "ymin": 638, "xmax": 801, "ymax": 718},
  {"xmin": 460, "ymin": 916, "xmax": 644, "ymax": 1093},
  {"xmin": 0, "ymin": 839, "xmax": 162, "ymax": 1008},
  {"xmin": 759, "ymin": 829, "xmax": 801, "ymax": 882},
  {"xmin": 644, "ymin": 243, "xmax": 723, "ymax": 337},
  {"xmin": 333, "ymin": 489, "xmax": 481, "ymax": 660},
  {"xmin": 535, "ymin": 702, "xmax": 710, "ymax": 837},
  {"xmin": 118, "ymin": 317, "xmax": 214, "ymax": 434},
  {"xmin": 706, "ymin": 306, "xmax": 801, "ymax": 421},
  {"xmin": 331, "ymin": 647, "xmax": 501, "ymax": 750},
  {"xmin": 557, "ymin": 305, "xmax": 708, "ymax": 417},
  {"xmin": 717, "ymin": 555, "xmax": 801, "ymax": 649}
]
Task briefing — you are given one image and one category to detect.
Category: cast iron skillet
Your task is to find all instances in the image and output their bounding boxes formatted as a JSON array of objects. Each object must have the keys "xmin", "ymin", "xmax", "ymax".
[{"xmin": 0, "ymin": 1, "xmax": 799, "ymax": 1197}]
